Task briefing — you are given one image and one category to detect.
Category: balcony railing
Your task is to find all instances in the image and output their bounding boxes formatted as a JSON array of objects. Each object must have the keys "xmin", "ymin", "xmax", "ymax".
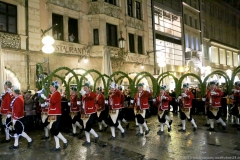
[
  {"xmin": 0, "ymin": 32, "xmax": 21, "ymax": 49},
  {"xmin": 88, "ymin": 1, "xmax": 122, "ymax": 19},
  {"xmin": 47, "ymin": 0, "xmax": 80, "ymax": 11}
]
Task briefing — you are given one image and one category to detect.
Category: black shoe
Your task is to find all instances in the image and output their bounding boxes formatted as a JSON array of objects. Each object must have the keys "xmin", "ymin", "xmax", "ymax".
[
  {"xmin": 50, "ymin": 148, "xmax": 61, "ymax": 152},
  {"xmin": 63, "ymin": 140, "xmax": 68, "ymax": 149},
  {"xmin": 168, "ymin": 126, "xmax": 171, "ymax": 132},
  {"xmin": 104, "ymin": 126, "xmax": 108, "ymax": 132},
  {"xmin": 121, "ymin": 132, "xmax": 125, "ymax": 138},
  {"xmin": 207, "ymin": 127, "xmax": 215, "ymax": 131},
  {"xmin": 108, "ymin": 136, "xmax": 115, "ymax": 140},
  {"xmin": 95, "ymin": 136, "xmax": 99, "ymax": 143},
  {"xmin": 126, "ymin": 123, "xmax": 129, "ymax": 129},
  {"xmin": 222, "ymin": 125, "xmax": 227, "ymax": 130},
  {"xmin": 1, "ymin": 139, "xmax": 10, "ymax": 143},
  {"xmin": 232, "ymin": 124, "xmax": 239, "ymax": 127},
  {"xmin": 178, "ymin": 129, "xmax": 186, "ymax": 132},
  {"xmin": 169, "ymin": 120, "xmax": 173, "ymax": 125},
  {"xmin": 41, "ymin": 136, "xmax": 49, "ymax": 140},
  {"xmin": 98, "ymin": 129, "xmax": 103, "ymax": 132},
  {"xmin": 193, "ymin": 127, "xmax": 197, "ymax": 132},
  {"xmin": 145, "ymin": 129, "xmax": 150, "ymax": 135},
  {"xmin": 82, "ymin": 141, "xmax": 91, "ymax": 146},
  {"xmin": 237, "ymin": 127, "xmax": 240, "ymax": 131},
  {"xmin": 135, "ymin": 124, "xmax": 139, "ymax": 127},
  {"xmin": 9, "ymin": 145, "xmax": 19, "ymax": 149},
  {"xmin": 157, "ymin": 130, "xmax": 164, "ymax": 135},
  {"xmin": 28, "ymin": 139, "xmax": 34, "ymax": 148},
  {"xmin": 203, "ymin": 123, "xmax": 210, "ymax": 127},
  {"xmin": 69, "ymin": 133, "xmax": 77, "ymax": 137},
  {"xmin": 136, "ymin": 132, "xmax": 144, "ymax": 136},
  {"xmin": 178, "ymin": 123, "xmax": 182, "ymax": 127},
  {"xmin": 217, "ymin": 123, "xmax": 220, "ymax": 127}
]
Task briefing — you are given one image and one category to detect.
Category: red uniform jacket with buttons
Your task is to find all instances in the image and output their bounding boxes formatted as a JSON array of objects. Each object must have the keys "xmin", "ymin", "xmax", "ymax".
[
  {"xmin": 180, "ymin": 91, "xmax": 194, "ymax": 108},
  {"xmin": 0, "ymin": 92, "xmax": 13, "ymax": 115},
  {"xmin": 12, "ymin": 95, "xmax": 24, "ymax": 120},
  {"xmin": 70, "ymin": 94, "xmax": 80, "ymax": 112},
  {"xmin": 206, "ymin": 88, "xmax": 223, "ymax": 107},
  {"xmin": 109, "ymin": 89, "xmax": 122, "ymax": 109},
  {"xmin": 95, "ymin": 93, "xmax": 105, "ymax": 111},
  {"xmin": 82, "ymin": 92, "xmax": 96, "ymax": 114},
  {"xmin": 156, "ymin": 93, "xmax": 172, "ymax": 110},
  {"xmin": 42, "ymin": 94, "xmax": 51, "ymax": 113},
  {"xmin": 134, "ymin": 90, "xmax": 152, "ymax": 110},
  {"xmin": 234, "ymin": 88, "xmax": 240, "ymax": 106},
  {"xmin": 48, "ymin": 91, "xmax": 62, "ymax": 115}
]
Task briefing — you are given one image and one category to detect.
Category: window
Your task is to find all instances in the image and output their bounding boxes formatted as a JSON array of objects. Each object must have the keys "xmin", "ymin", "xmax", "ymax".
[
  {"xmin": 211, "ymin": 47, "xmax": 219, "ymax": 64},
  {"xmin": 106, "ymin": 23, "xmax": 117, "ymax": 47},
  {"xmin": 210, "ymin": 24, "xmax": 215, "ymax": 38},
  {"xmin": 202, "ymin": 0, "xmax": 205, "ymax": 11},
  {"xmin": 210, "ymin": 3, "xmax": 214, "ymax": 16},
  {"xmin": 127, "ymin": 0, "xmax": 133, "ymax": 17},
  {"xmin": 138, "ymin": 36, "xmax": 143, "ymax": 54},
  {"xmin": 52, "ymin": 13, "xmax": 63, "ymax": 40},
  {"xmin": 233, "ymin": 52, "xmax": 239, "ymax": 67},
  {"xmin": 128, "ymin": 33, "xmax": 135, "ymax": 53},
  {"xmin": 195, "ymin": 19, "xmax": 198, "ymax": 29},
  {"xmin": 68, "ymin": 18, "xmax": 78, "ymax": 43},
  {"xmin": 105, "ymin": 0, "xmax": 116, "ymax": 5},
  {"xmin": 226, "ymin": 51, "xmax": 232, "ymax": 66},
  {"xmin": 0, "ymin": 1, "xmax": 17, "ymax": 33},
  {"xmin": 219, "ymin": 49, "xmax": 226, "ymax": 65},
  {"xmin": 93, "ymin": 29, "xmax": 99, "ymax": 45},
  {"xmin": 136, "ymin": 1, "xmax": 141, "ymax": 20},
  {"xmin": 189, "ymin": 16, "xmax": 192, "ymax": 27},
  {"xmin": 184, "ymin": 14, "xmax": 187, "ymax": 24}
]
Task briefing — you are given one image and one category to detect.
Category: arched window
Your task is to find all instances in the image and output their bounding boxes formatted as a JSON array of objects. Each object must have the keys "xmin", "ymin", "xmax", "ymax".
[{"xmin": 5, "ymin": 68, "xmax": 21, "ymax": 89}]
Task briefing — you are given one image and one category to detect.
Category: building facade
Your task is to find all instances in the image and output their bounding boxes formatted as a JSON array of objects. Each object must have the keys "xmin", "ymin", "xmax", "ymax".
[{"xmin": 0, "ymin": 0, "xmax": 154, "ymax": 91}]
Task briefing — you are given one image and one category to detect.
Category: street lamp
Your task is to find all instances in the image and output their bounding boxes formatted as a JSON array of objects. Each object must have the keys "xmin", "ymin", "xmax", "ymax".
[{"xmin": 118, "ymin": 31, "xmax": 125, "ymax": 49}]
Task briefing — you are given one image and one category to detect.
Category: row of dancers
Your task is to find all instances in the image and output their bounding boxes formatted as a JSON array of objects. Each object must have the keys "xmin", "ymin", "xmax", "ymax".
[{"xmin": 0, "ymin": 79, "xmax": 234, "ymax": 151}]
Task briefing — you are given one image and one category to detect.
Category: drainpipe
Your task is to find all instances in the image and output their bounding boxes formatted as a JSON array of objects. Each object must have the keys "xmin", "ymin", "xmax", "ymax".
[
  {"xmin": 25, "ymin": 0, "xmax": 30, "ymax": 90},
  {"xmin": 151, "ymin": 0, "xmax": 157, "ymax": 74}
]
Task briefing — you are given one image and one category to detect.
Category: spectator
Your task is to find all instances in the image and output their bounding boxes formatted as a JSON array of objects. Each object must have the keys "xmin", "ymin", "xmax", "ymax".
[
  {"xmin": 69, "ymin": 33, "xmax": 75, "ymax": 42},
  {"xmin": 24, "ymin": 93, "xmax": 36, "ymax": 131}
]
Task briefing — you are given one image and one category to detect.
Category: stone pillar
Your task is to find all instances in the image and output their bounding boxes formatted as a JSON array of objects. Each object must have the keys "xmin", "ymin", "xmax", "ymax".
[
  {"xmin": 99, "ymin": 17, "xmax": 106, "ymax": 45},
  {"xmin": 63, "ymin": 15, "xmax": 69, "ymax": 41}
]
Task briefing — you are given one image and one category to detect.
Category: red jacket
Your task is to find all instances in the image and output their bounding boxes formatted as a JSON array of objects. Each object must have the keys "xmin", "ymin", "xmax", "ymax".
[
  {"xmin": 1, "ymin": 92, "xmax": 13, "ymax": 114},
  {"xmin": 206, "ymin": 88, "xmax": 223, "ymax": 107},
  {"xmin": 48, "ymin": 91, "xmax": 62, "ymax": 115},
  {"xmin": 70, "ymin": 94, "xmax": 80, "ymax": 112},
  {"xmin": 134, "ymin": 90, "xmax": 152, "ymax": 110},
  {"xmin": 82, "ymin": 92, "xmax": 96, "ymax": 114},
  {"xmin": 95, "ymin": 93, "xmax": 105, "ymax": 111},
  {"xmin": 156, "ymin": 93, "xmax": 172, "ymax": 110},
  {"xmin": 109, "ymin": 89, "xmax": 122, "ymax": 109},
  {"xmin": 12, "ymin": 96, "xmax": 24, "ymax": 120},
  {"xmin": 234, "ymin": 88, "xmax": 240, "ymax": 106},
  {"xmin": 180, "ymin": 91, "xmax": 194, "ymax": 108}
]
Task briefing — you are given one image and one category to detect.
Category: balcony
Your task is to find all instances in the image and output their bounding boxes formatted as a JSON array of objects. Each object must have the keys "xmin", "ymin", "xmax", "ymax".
[
  {"xmin": 126, "ymin": 16, "xmax": 144, "ymax": 30},
  {"xmin": 0, "ymin": 32, "xmax": 21, "ymax": 49},
  {"xmin": 47, "ymin": 0, "xmax": 80, "ymax": 11},
  {"xmin": 88, "ymin": 1, "xmax": 122, "ymax": 19}
]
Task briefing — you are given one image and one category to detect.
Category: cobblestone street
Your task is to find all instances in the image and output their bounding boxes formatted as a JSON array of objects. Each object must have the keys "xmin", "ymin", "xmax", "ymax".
[{"xmin": 0, "ymin": 113, "xmax": 240, "ymax": 160}]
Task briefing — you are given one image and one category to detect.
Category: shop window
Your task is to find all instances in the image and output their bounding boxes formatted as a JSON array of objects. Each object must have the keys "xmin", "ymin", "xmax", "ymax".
[{"xmin": 52, "ymin": 13, "xmax": 63, "ymax": 40}]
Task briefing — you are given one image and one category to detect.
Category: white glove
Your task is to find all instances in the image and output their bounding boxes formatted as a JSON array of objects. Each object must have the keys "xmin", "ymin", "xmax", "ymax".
[
  {"xmin": 130, "ymin": 100, "xmax": 134, "ymax": 104},
  {"xmin": 162, "ymin": 96, "xmax": 166, "ymax": 99},
  {"xmin": 77, "ymin": 101, "xmax": 81, "ymax": 105},
  {"xmin": 80, "ymin": 90, "xmax": 86, "ymax": 96},
  {"xmin": 182, "ymin": 93, "xmax": 187, "ymax": 97},
  {"xmin": 178, "ymin": 96, "xmax": 182, "ymax": 100},
  {"xmin": 146, "ymin": 86, "xmax": 150, "ymax": 92},
  {"xmin": 12, "ymin": 119, "xmax": 17, "ymax": 125},
  {"xmin": 202, "ymin": 98, "xmax": 206, "ymax": 101},
  {"xmin": 7, "ymin": 114, "xmax": 11, "ymax": 118},
  {"xmin": 68, "ymin": 102, "xmax": 71, "ymax": 106},
  {"xmin": 41, "ymin": 94, "xmax": 47, "ymax": 100},
  {"xmin": 211, "ymin": 92, "xmax": 217, "ymax": 95},
  {"xmin": 152, "ymin": 99, "xmax": 156, "ymax": 102},
  {"xmin": 105, "ymin": 100, "xmax": 108, "ymax": 104},
  {"xmin": 229, "ymin": 95, "xmax": 234, "ymax": 99},
  {"xmin": 45, "ymin": 102, "xmax": 49, "ymax": 107},
  {"xmin": 40, "ymin": 103, "xmax": 45, "ymax": 107}
]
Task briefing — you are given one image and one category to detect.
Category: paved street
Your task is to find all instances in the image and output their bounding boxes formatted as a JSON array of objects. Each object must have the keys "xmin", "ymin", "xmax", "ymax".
[{"xmin": 0, "ymin": 113, "xmax": 240, "ymax": 160}]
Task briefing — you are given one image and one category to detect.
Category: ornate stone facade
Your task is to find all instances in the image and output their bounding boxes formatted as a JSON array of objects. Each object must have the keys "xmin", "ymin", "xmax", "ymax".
[{"xmin": 0, "ymin": 33, "xmax": 21, "ymax": 49}]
